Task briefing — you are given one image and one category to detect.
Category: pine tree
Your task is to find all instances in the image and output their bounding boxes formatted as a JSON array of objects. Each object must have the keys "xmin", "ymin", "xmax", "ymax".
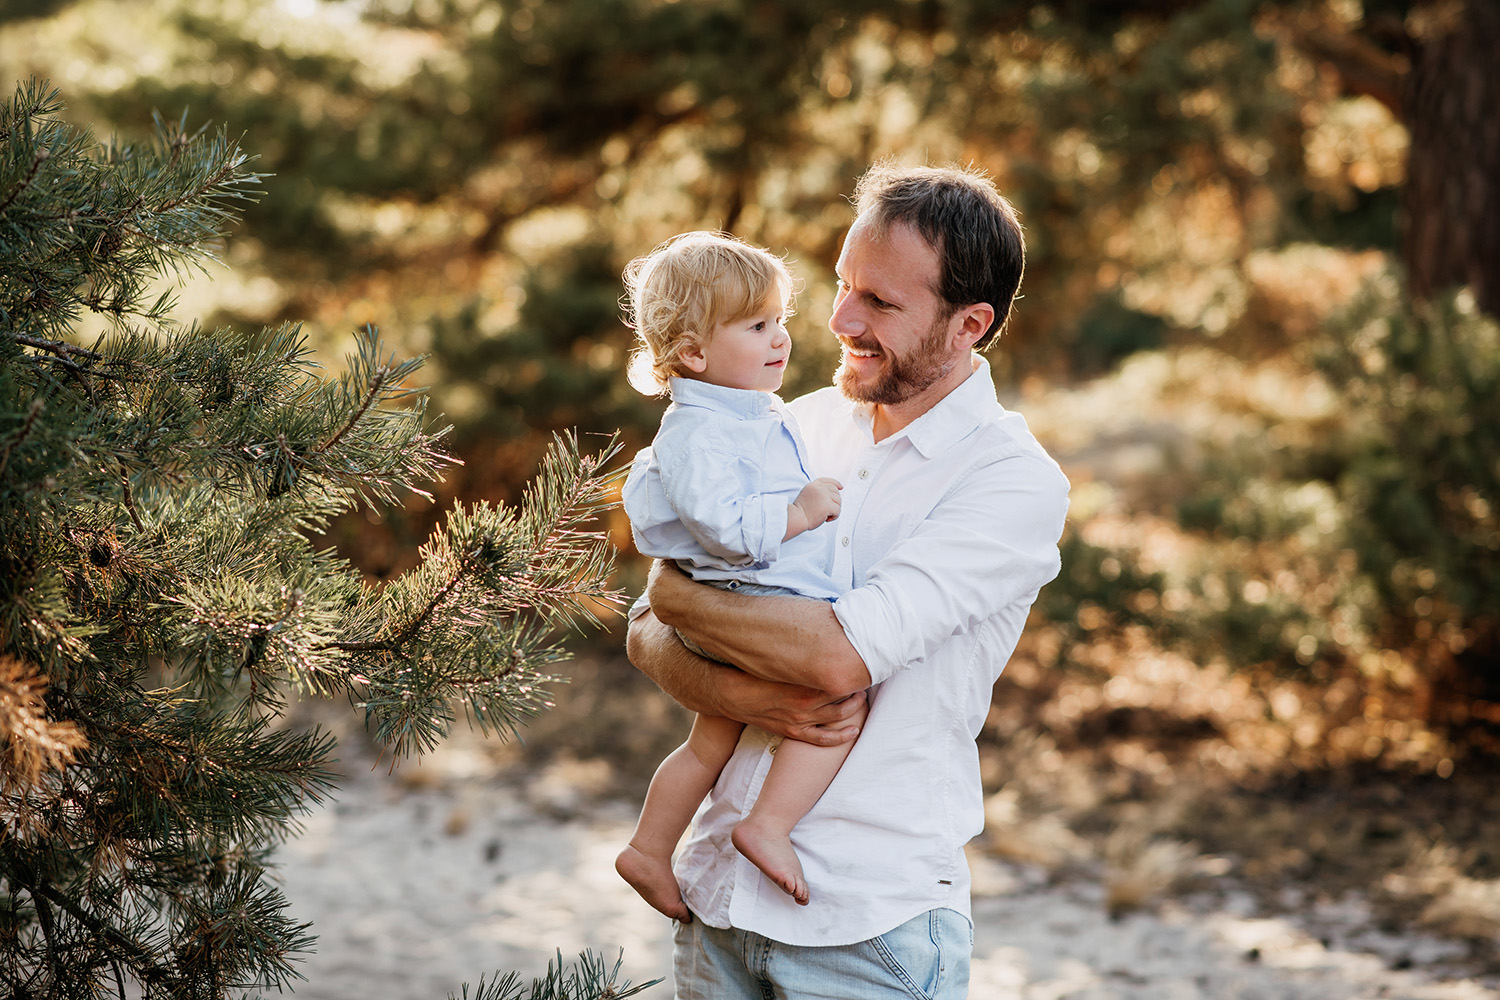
[{"xmin": 0, "ymin": 80, "xmax": 652, "ymax": 999}]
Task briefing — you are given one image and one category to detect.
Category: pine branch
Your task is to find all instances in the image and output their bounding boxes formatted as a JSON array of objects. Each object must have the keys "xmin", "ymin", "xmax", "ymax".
[
  {"xmin": 155, "ymin": 157, "xmax": 242, "ymax": 214},
  {"xmin": 0, "ymin": 657, "xmax": 87, "ymax": 794},
  {"xmin": 0, "ymin": 147, "xmax": 47, "ymax": 217},
  {"xmin": 29, "ymin": 883, "xmax": 64, "ymax": 988},
  {"xmin": 318, "ymin": 545, "xmax": 475, "ymax": 656},
  {"xmin": 321, "ymin": 435, "xmax": 621, "ymax": 660},
  {"xmin": 447, "ymin": 950, "xmax": 662, "ymax": 1000},
  {"xmin": 118, "ymin": 464, "xmax": 144, "ymax": 533},
  {"xmin": 2, "ymin": 845, "xmax": 171, "ymax": 987},
  {"xmin": 7, "ymin": 332, "xmax": 104, "ymax": 361},
  {"xmin": 314, "ymin": 364, "xmax": 386, "ymax": 455},
  {"xmin": 0, "ymin": 398, "xmax": 43, "ymax": 480},
  {"xmin": 1, "ymin": 79, "xmax": 643, "ymax": 996}
]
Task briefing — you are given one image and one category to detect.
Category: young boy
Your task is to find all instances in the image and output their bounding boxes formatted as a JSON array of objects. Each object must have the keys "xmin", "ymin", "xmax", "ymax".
[{"xmin": 615, "ymin": 231, "xmax": 866, "ymax": 922}]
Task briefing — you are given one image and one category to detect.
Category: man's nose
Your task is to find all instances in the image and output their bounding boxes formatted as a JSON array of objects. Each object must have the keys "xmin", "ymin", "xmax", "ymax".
[{"xmin": 829, "ymin": 293, "xmax": 859, "ymax": 338}]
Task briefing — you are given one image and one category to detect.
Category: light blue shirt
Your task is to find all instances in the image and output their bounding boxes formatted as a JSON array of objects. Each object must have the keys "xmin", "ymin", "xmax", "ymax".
[{"xmin": 622, "ymin": 377, "xmax": 840, "ymax": 601}]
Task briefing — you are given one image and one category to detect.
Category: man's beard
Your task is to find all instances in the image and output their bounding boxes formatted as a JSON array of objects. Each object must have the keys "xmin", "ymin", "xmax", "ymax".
[{"xmin": 835, "ymin": 315, "xmax": 955, "ymax": 406}]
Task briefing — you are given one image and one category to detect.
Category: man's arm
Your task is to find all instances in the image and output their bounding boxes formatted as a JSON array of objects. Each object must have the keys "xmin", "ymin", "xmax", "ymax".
[
  {"xmin": 644, "ymin": 559, "xmax": 871, "ymax": 697},
  {"xmin": 626, "ymin": 604, "xmax": 865, "ymax": 747}
]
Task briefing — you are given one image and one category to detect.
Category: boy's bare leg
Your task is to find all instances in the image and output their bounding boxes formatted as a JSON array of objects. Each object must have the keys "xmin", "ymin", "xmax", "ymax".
[
  {"xmin": 732, "ymin": 696, "xmax": 868, "ymax": 905},
  {"xmin": 616, "ymin": 713, "xmax": 745, "ymax": 921}
]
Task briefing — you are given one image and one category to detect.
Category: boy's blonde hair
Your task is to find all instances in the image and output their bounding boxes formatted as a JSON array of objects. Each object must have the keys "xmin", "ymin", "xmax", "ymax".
[{"xmin": 623, "ymin": 231, "xmax": 796, "ymax": 395}]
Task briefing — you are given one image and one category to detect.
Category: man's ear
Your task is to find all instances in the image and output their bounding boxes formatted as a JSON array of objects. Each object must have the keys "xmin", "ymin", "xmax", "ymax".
[
  {"xmin": 952, "ymin": 303, "xmax": 995, "ymax": 351},
  {"xmin": 677, "ymin": 340, "xmax": 708, "ymax": 373}
]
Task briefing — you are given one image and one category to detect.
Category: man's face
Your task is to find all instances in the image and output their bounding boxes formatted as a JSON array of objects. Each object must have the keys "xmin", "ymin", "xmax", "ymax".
[{"xmin": 829, "ymin": 217, "xmax": 959, "ymax": 406}]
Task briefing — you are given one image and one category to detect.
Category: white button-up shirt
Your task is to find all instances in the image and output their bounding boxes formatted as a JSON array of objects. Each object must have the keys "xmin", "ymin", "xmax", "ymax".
[
  {"xmin": 622, "ymin": 377, "xmax": 840, "ymax": 600},
  {"xmin": 673, "ymin": 358, "xmax": 1069, "ymax": 946}
]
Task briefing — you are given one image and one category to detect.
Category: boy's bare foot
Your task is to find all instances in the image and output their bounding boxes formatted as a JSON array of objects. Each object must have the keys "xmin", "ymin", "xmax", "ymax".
[
  {"xmin": 732, "ymin": 821, "xmax": 809, "ymax": 905},
  {"xmin": 615, "ymin": 845, "xmax": 692, "ymax": 922}
]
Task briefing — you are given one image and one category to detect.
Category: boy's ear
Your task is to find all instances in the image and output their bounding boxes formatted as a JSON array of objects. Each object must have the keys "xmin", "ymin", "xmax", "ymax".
[{"xmin": 677, "ymin": 341, "xmax": 708, "ymax": 373}]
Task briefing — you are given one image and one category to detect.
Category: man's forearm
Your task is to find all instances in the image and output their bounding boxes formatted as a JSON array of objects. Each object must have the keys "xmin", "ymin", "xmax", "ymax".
[
  {"xmin": 626, "ymin": 608, "xmax": 866, "ymax": 745},
  {"xmin": 624, "ymin": 607, "xmax": 731, "ymax": 717},
  {"xmin": 647, "ymin": 562, "xmax": 871, "ymax": 697}
]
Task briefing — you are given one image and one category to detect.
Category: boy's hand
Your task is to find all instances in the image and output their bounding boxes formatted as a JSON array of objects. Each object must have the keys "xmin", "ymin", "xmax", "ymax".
[{"xmin": 794, "ymin": 477, "xmax": 842, "ymax": 526}]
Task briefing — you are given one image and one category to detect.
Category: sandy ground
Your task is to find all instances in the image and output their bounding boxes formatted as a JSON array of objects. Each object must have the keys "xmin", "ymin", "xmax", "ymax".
[{"xmin": 273, "ymin": 741, "xmax": 1498, "ymax": 1000}]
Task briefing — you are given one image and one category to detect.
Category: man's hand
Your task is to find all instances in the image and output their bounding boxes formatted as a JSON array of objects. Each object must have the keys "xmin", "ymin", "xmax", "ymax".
[
  {"xmin": 643, "ymin": 556, "xmax": 696, "ymax": 614},
  {"xmin": 716, "ymin": 668, "xmax": 866, "ymax": 745}
]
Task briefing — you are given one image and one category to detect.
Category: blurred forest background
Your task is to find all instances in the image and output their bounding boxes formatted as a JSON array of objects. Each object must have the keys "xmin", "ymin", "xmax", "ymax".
[{"xmin": 3, "ymin": 0, "xmax": 1497, "ymax": 973}]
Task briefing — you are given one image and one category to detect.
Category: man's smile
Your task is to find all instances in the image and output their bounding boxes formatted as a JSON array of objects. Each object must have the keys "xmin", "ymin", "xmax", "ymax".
[{"xmin": 840, "ymin": 339, "xmax": 883, "ymax": 360}]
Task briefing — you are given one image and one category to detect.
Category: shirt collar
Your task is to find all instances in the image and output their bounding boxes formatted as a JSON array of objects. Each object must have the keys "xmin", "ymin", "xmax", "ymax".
[
  {"xmin": 668, "ymin": 376, "xmax": 782, "ymax": 418},
  {"xmin": 854, "ymin": 355, "xmax": 1001, "ymax": 458}
]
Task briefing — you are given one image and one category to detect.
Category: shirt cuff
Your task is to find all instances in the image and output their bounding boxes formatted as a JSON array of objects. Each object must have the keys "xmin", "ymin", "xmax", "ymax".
[
  {"xmin": 831, "ymin": 587, "xmax": 899, "ymax": 686},
  {"xmin": 741, "ymin": 495, "xmax": 787, "ymax": 565}
]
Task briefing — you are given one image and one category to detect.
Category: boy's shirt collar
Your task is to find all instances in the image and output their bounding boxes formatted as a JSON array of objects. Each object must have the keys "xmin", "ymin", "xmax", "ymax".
[{"xmin": 667, "ymin": 376, "xmax": 783, "ymax": 419}]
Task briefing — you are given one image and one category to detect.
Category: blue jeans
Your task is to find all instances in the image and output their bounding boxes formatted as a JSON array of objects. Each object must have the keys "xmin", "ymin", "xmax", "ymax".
[{"xmin": 672, "ymin": 908, "xmax": 973, "ymax": 1000}]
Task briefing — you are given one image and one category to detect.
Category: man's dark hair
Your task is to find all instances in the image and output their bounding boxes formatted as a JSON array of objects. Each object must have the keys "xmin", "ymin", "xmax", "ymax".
[{"xmin": 852, "ymin": 162, "xmax": 1025, "ymax": 350}]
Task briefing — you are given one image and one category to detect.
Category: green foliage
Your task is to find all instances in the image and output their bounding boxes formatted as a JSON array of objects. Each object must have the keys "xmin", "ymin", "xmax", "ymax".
[
  {"xmin": 1285, "ymin": 185, "xmax": 1401, "ymax": 251},
  {"xmin": 0, "ymin": 80, "xmax": 262, "ymax": 341},
  {"xmin": 1063, "ymin": 279, "xmax": 1498, "ymax": 690},
  {"xmin": 0, "ymin": 81, "xmax": 626, "ymax": 998},
  {"xmin": 1315, "ymin": 283, "xmax": 1500, "ymax": 674},
  {"xmin": 28, "ymin": 0, "xmax": 1339, "ymax": 381},
  {"xmin": 1036, "ymin": 530, "xmax": 1167, "ymax": 646},
  {"xmin": 429, "ymin": 241, "xmax": 659, "ymax": 447},
  {"xmin": 1167, "ymin": 467, "xmax": 1368, "ymax": 673},
  {"xmin": 468, "ymin": 0, "xmax": 849, "ymax": 160},
  {"xmin": 448, "ymin": 950, "xmax": 659, "ymax": 1000},
  {"xmin": 1069, "ymin": 291, "xmax": 1169, "ymax": 376}
]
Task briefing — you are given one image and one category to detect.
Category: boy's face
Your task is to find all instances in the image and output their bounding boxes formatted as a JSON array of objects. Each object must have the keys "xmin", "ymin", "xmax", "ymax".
[{"xmin": 679, "ymin": 291, "xmax": 791, "ymax": 393}]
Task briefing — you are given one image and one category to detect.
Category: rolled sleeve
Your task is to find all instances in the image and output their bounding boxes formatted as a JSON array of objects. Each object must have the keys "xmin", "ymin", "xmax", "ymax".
[
  {"xmin": 833, "ymin": 454, "xmax": 1068, "ymax": 685},
  {"xmin": 737, "ymin": 489, "xmax": 789, "ymax": 565},
  {"xmin": 666, "ymin": 449, "xmax": 785, "ymax": 566}
]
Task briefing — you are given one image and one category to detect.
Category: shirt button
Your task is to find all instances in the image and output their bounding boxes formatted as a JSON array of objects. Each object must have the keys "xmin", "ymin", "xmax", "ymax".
[
  {"xmin": 858, "ymin": 468, "xmax": 870, "ymax": 479},
  {"xmin": 841, "ymin": 536, "xmax": 850, "ymax": 547}
]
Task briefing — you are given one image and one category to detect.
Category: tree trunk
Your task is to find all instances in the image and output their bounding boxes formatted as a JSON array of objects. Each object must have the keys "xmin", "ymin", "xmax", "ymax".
[{"xmin": 1401, "ymin": 1, "xmax": 1500, "ymax": 316}]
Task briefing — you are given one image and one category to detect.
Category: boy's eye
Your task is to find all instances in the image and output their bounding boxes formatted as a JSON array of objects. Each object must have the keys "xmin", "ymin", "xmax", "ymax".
[{"xmin": 752, "ymin": 321, "xmax": 766, "ymax": 331}]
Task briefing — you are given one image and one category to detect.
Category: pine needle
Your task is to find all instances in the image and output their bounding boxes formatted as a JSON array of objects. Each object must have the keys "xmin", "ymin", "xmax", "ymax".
[{"xmin": 0, "ymin": 655, "xmax": 87, "ymax": 795}]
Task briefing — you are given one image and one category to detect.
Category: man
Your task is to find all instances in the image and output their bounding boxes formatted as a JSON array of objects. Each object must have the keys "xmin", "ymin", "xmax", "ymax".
[{"xmin": 628, "ymin": 162, "xmax": 1070, "ymax": 999}]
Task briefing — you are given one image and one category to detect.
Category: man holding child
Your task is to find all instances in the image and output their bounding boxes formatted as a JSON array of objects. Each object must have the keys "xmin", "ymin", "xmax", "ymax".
[{"xmin": 628, "ymin": 162, "xmax": 1070, "ymax": 999}]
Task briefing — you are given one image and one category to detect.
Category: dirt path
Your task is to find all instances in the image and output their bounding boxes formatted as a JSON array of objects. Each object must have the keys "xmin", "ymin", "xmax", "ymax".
[{"xmin": 274, "ymin": 756, "xmax": 1495, "ymax": 1000}]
